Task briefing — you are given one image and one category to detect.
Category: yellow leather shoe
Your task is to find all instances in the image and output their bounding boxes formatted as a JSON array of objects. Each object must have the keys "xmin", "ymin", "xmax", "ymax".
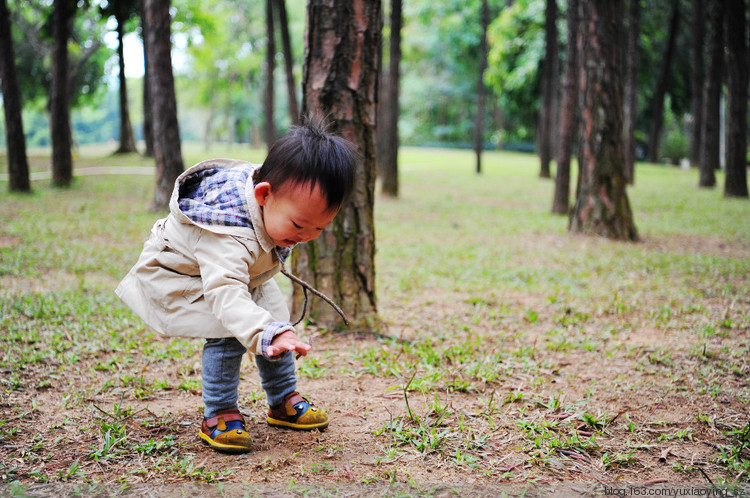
[
  {"xmin": 199, "ymin": 409, "xmax": 252, "ymax": 453},
  {"xmin": 267, "ymin": 392, "xmax": 329, "ymax": 431}
]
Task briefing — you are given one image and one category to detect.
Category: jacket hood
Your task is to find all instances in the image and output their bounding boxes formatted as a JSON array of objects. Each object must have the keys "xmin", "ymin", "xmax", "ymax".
[{"xmin": 168, "ymin": 158, "xmax": 277, "ymax": 254}]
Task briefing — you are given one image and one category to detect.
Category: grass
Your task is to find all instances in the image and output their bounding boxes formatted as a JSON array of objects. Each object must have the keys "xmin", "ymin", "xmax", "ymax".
[{"xmin": 1, "ymin": 143, "xmax": 749, "ymax": 490}]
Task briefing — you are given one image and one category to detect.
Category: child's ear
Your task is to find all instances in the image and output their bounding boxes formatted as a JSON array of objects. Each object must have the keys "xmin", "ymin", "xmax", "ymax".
[{"xmin": 254, "ymin": 182, "xmax": 272, "ymax": 206}]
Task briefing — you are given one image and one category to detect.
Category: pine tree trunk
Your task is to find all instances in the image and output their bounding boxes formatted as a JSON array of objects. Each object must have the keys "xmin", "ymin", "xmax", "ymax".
[
  {"xmin": 381, "ymin": 0, "xmax": 401, "ymax": 195},
  {"xmin": 0, "ymin": 0, "xmax": 30, "ymax": 192},
  {"xmin": 140, "ymin": 0, "xmax": 154, "ymax": 157},
  {"xmin": 265, "ymin": 0, "xmax": 276, "ymax": 147},
  {"xmin": 646, "ymin": 0, "xmax": 680, "ymax": 163},
  {"xmin": 622, "ymin": 0, "xmax": 640, "ymax": 183},
  {"xmin": 539, "ymin": 0, "xmax": 558, "ymax": 178},
  {"xmin": 570, "ymin": 0, "xmax": 637, "ymax": 241},
  {"xmin": 474, "ymin": 0, "xmax": 489, "ymax": 176},
  {"xmin": 689, "ymin": 0, "xmax": 704, "ymax": 169},
  {"xmin": 699, "ymin": 0, "xmax": 724, "ymax": 187},
  {"xmin": 375, "ymin": 1, "xmax": 387, "ymax": 182},
  {"xmin": 145, "ymin": 0, "xmax": 183, "ymax": 210},
  {"xmin": 276, "ymin": 0, "xmax": 299, "ymax": 124},
  {"xmin": 298, "ymin": 0, "xmax": 381, "ymax": 330},
  {"xmin": 552, "ymin": 0, "xmax": 579, "ymax": 214},
  {"xmin": 724, "ymin": 0, "xmax": 749, "ymax": 198},
  {"xmin": 115, "ymin": 6, "xmax": 137, "ymax": 154},
  {"xmin": 50, "ymin": 0, "xmax": 73, "ymax": 188}
]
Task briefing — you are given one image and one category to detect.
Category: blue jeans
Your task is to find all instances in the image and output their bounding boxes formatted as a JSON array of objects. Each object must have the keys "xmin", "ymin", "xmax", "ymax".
[{"xmin": 202, "ymin": 337, "xmax": 297, "ymax": 418}]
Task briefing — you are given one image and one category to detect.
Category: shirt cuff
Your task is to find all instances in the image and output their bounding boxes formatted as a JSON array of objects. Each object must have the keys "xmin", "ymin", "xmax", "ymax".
[{"xmin": 261, "ymin": 321, "xmax": 295, "ymax": 361}]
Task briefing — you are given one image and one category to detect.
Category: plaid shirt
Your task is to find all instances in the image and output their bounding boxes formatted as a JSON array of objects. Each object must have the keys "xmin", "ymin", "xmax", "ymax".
[{"xmin": 178, "ymin": 166, "xmax": 253, "ymax": 228}]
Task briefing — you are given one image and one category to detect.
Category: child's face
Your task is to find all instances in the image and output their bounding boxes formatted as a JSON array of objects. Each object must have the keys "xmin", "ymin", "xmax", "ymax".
[{"xmin": 254, "ymin": 181, "xmax": 338, "ymax": 247}]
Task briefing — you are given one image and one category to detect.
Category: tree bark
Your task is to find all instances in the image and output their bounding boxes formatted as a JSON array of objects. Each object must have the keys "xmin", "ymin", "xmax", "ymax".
[
  {"xmin": 724, "ymin": 0, "xmax": 749, "ymax": 198},
  {"xmin": 375, "ymin": 0, "xmax": 387, "ymax": 181},
  {"xmin": 145, "ymin": 0, "xmax": 183, "ymax": 210},
  {"xmin": 474, "ymin": 0, "xmax": 489, "ymax": 176},
  {"xmin": 688, "ymin": 0, "xmax": 704, "ymax": 170},
  {"xmin": 622, "ymin": 0, "xmax": 640, "ymax": 183},
  {"xmin": 275, "ymin": 0, "xmax": 299, "ymax": 125},
  {"xmin": 381, "ymin": 0, "xmax": 401, "ymax": 195},
  {"xmin": 50, "ymin": 0, "xmax": 73, "ymax": 188},
  {"xmin": 298, "ymin": 0, "xmax": 381, "ymax": 330},
  {"xmin": 570, "ymin": 0, "xmax": 637, "ymax": 241},
  {"xmin": 115, "ymin": 2, "xmax": 137, "ymax": 154},
  {"xmin": 265, "ymin": 0, "xmax": 276, "ymax": 147},
  {"xmin": 552, "ymin": 0, "xmax": 579, "ymax": 214},
  {"xmin": 140, "ymin": 0, "xmax": 154, "ymax": 157},
  {"xmin": 0, "ymin": 0, "xmax": 30, "ymax": 192},
  {"xmin": 539, "ymin": 0, "xmax": 558, "ymax": 178},
  {"xmin": 699, "ymin": 0, "xmax": 724, "ymax": 187},
  {"xmin": 646, "ymin": 0, "xmax": 680, "ymax": 163}
]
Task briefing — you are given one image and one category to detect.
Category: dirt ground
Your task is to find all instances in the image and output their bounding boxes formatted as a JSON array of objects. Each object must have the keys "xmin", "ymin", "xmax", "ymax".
[{"xmin": 1, "ymin": 234, "xmax": 749, "ymax": 496}]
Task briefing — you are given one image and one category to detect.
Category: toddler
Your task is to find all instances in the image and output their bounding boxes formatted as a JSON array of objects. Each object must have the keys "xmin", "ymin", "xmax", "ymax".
[{"xmin": 116, "ymin": 117, "xmax": 358, "ymax": 453}]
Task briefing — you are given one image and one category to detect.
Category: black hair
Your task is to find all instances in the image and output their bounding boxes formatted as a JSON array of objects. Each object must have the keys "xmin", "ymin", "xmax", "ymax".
[{"xmin": 255, "ymin": 115, "xmax": 359, "ymax": 212}]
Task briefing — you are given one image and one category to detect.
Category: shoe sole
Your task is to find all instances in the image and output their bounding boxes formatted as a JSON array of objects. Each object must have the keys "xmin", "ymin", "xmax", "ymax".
[
  {"xmin": 198, "ymin": 431, "xmax": 253, "ymax": 454},
  {"xmin": 266, "ymin": 417, "xmax": 329, "ymax": 431}
]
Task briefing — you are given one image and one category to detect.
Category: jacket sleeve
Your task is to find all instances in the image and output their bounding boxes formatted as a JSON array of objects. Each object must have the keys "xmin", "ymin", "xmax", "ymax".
[{"xmin": 192, "ymin": 230, "xmax": 293, "ymax": 357}]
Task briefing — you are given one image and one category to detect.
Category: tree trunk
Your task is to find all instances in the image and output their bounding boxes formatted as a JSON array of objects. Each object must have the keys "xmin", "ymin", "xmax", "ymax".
[
  {"xmin": 474, "ymin": 0, "xmax": 489, "ymax": 176},
  {"xmin": 140, "ymin": 0, "xmax": 154, "ymax": 157},
  {"xmin": 298, "ymin": 0, "xmax": 381, "ymax": 330},
  {"xmin": 0, "ymin": 0, "xmax": 30, "ymax": 192},
  {"xmin": 724, "ymin": 0, "xmax": 749, "ymax": 198},
  {"xmin": 552, "ymin": 0, "xmax": 579, "ymax": 214},
  {"xmin": 570, "ymin": 0, "xmax": 637, "ymax": 241},
  {"xmin": 275, "ymin": 0, "xmax": 299, "ymax": 125},
  {"xmin": 699, "ymin": 0, "xmax": 724, "ymax": 187},
  {"xmin": 115, "ymin": 4, "xmax": 137, "ymax": 154},
  {"xmin": 688, "ymin": 0, "xmax": 704, "ymax": 169},
  {"xmin": 539, "ymin": 0, "xmax": 558, "ymax": 178},
  {"xmin": 145, "ymin": 0, "xmax": 183, "ymax": 210},
  {"xmin": 265, "ymin": 0, "xmax": 276, "ymax": 147},
  {"xmin": 622, "ymin": 0, "xmax": 640, "ymax": 183},
  {"xmin": 646, "ymin": 0, "xmax": 680, "ymax": 163},
  {"xmin": 375, "ymin": 0, "xmax": 387, "ymax": 181},
  {"xmin": 50, "ymin": 0, "xmax": 73, "ymax": 188},
  {"xmin": 381, "ymin": 0, "xmax": 401, "ymax": 195}
]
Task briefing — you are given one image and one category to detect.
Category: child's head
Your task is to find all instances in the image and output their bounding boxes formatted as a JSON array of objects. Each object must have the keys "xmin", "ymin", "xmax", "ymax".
[{"xmin": 253, "ymin": 116, "xmax": 359, "ymax": 247}]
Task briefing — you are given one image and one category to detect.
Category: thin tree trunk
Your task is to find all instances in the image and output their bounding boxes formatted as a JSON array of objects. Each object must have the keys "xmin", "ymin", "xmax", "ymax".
[
  {"xmin": 646, "ymin": 0, "xmax": 680, "ymax": 163},
  {"xmin": 298, "ymin": 0, "xmax": 381, "ymax": 329},
  {"xmin": 265, "ymin": 0, "xmax": 276, "ymax": 147},
  {"xmin": 474, "ymin": 0, "xmax": 489, "ymax": 175},
  {"xmin": 381, "ymin": 0, "xmax": 402, "ymax": 195},
  {"xmin": 145, "ymin": 0, "xmax": 183, "ymax": 210},
  {"xmin": 570, "ymin": 0, "xmax": 637, "ymax": 241},
  {"xmin": 50, "ymin": 0, "xmax": 73, "ymax": 188},
  {"xmin": 375, "ymin": 0, "xmax": 387, "ymax": 181},
  {"xmin": 539, "ymin": 0, "xmax": 558, "ymax": 178},
  {"xmin": 115, "ymin": 4, "xmax": 137, "ymax": 154},
  {"xmin": 275, "ymin": 0, "xmax": 299, "ymax": 125},
  {"xmin": 622, "ymin": 0, "xmax": 640, "ymax": 183},
  {"xmin": 699, "ymin": 0, "xmax": 724, "ymax": 187},
  {"xmin": 552, "ymin": 0, "xmax": 579, "ymax": 214},
  {"xmin": 141, "ymin": 0, "xmax": 154, "ymax": 157},
  {"xmin": 724, "ymin": 0, "xmax": 749, "ymax": 198},
  {"xmin": 689, "ymin": 0, "xmax": 704, "ymax": 169},
  {"xmin": 0, "ymin": 0, "xmax": 30, "ymax": 192}
]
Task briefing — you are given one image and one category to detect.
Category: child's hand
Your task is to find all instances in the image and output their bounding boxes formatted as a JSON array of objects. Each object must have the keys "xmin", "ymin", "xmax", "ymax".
[{"xmin": 267, "ymin": 330, "xmax": 311, "ymax": 358}]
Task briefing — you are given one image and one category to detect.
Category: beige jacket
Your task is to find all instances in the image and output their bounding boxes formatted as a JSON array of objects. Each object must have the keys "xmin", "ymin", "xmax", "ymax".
[{"xmin": 115, "ymin": 159, "xmax": 292, "ymax": 358}]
